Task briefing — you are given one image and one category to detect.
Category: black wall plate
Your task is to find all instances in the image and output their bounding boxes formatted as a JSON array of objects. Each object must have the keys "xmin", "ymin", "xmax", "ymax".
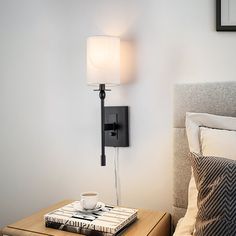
[{"xmin": 104, "ymin": 106, "xmax": 129, "ymax": 147}]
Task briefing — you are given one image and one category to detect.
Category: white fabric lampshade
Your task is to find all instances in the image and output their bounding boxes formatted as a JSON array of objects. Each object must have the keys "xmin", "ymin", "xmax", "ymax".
[{"xmin": 87, "ymin": 36, "xmax": 120, "ymax": 86}]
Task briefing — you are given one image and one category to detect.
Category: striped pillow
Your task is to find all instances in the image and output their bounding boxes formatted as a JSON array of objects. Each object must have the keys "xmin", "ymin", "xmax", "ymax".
[{"xmin": 190, "ymin": 152, "xmax": 236, "ymax": 236}]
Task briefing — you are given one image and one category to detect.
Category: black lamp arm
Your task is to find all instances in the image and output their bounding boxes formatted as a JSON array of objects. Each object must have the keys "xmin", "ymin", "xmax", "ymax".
[
  {"xmin": 99, "ymin": 84, "xmax": 119, "ymax": 166},
  {"xmin": 99, "ymin": 84, "xmax": 106, "ymax": 166}
]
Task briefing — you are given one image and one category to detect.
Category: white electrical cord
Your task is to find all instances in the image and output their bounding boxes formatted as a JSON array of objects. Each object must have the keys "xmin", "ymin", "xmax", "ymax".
[{"xmin": 114, "ymin": 147, "xmax": 120, "ymax": 206}]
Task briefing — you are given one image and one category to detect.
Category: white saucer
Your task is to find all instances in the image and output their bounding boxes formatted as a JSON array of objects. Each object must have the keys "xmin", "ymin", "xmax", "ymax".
[{"xmin": 74, "ymin": 202, "xmax": 105, "ymax": 213}]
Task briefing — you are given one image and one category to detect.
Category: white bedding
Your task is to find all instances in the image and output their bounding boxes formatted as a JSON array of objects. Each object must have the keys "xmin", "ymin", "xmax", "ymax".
[
  {"xmin": 174, "ymin": 112, "xmax": 236, "ymax": 236},
  {"xmin": 173, "ymin": 172, "xmax": 197, "ymax": 236}
]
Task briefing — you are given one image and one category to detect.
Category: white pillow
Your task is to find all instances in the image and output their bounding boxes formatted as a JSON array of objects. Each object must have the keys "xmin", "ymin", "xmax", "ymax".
[
  {"xmin": 200, "ymin": 127, "xmax": 236, "ymax": 158},
  {"xmin": 186, "ymin": 112, "xmax": 236, "ymax": 153},
  {"xmin": 175, "ymin": 112, "xmax": 236, "ymax": 236}
]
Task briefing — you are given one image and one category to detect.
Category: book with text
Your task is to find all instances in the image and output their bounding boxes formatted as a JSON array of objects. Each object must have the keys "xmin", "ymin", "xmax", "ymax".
[{"xmin": 44, "ymin": 201, "xmax": 138, "ymax": 235}]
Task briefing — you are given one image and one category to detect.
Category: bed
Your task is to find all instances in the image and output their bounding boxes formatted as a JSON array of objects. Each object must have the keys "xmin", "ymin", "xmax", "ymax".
[{"xmin": 172, "ymin": 81, "xmax": 236, "ymax": 229}]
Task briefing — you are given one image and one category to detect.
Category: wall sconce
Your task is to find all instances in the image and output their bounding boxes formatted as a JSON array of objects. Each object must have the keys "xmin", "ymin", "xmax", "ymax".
[{"xmin": 87, "ymin": 36, "xmax": 129, "ymax": 166}]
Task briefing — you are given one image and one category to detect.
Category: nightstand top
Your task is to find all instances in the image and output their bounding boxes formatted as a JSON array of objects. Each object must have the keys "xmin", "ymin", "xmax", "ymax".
[{"xmin": 1, "ymin": 200, "xmax": 170, "ymax": 236}]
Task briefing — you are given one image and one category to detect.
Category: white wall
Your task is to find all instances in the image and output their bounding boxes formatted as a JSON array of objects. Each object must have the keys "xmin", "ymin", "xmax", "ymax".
[{"xmin": 1, "ymin": 0, "xmax": 236, "ymax": 227}]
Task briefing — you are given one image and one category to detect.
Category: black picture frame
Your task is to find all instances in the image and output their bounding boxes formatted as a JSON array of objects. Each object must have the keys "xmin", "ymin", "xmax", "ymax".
[{"xmin": 216, "ymin": 0, "xmax": 236, "ymax": 31}]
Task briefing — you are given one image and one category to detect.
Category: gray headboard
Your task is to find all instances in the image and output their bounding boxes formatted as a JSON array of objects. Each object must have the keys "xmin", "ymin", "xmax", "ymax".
[{"xmin": 173, "ymin": 81, "xmax": 236, "ymax": 226}]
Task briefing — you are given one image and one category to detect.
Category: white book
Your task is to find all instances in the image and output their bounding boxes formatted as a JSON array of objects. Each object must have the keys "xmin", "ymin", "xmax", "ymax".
[{"xmin": 44, "ymin": 201, "xmax": 138, "ymax": 234}]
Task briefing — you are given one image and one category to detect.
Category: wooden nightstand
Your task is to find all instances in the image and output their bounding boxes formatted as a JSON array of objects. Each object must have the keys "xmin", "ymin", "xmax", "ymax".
[{"xmin": 1, "ymin": 200, "xmax": 171, "ymax": 236}]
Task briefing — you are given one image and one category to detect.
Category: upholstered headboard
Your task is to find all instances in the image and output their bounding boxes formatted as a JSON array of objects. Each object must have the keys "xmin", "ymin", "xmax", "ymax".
[{"xmin": 173, "ymin": 81, "xmax": 236, "ymax": 226}]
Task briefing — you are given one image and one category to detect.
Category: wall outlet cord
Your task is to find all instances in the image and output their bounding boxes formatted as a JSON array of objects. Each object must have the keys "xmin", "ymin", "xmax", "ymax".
[{"xmin": 114, "ymin": 147, "xmax": 120, "ymax": 206}]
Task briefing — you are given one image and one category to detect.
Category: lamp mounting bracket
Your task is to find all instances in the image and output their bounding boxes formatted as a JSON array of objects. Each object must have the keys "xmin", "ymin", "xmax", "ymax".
[{"xmin": 104, "ymin": 106, "xmax": 129, "ymax": 147}]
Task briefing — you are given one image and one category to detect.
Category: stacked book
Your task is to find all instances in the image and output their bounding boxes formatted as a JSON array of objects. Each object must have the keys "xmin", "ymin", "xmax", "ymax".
[{"xmin": 44, "ymin": 201, "xmax": 138, "ymax": 236}]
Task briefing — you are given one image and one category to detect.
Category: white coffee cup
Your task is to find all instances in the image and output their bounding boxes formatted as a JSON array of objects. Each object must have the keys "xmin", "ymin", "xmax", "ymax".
[{"xmin": 80, "ymin": 192, "xmax": 98, "ymax": 210}]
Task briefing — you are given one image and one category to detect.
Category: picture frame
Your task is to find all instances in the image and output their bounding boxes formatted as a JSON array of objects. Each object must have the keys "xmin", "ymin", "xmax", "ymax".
[{"xmin": 216, "ymin": 0, "xmax": 236, "ymax": 31}]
